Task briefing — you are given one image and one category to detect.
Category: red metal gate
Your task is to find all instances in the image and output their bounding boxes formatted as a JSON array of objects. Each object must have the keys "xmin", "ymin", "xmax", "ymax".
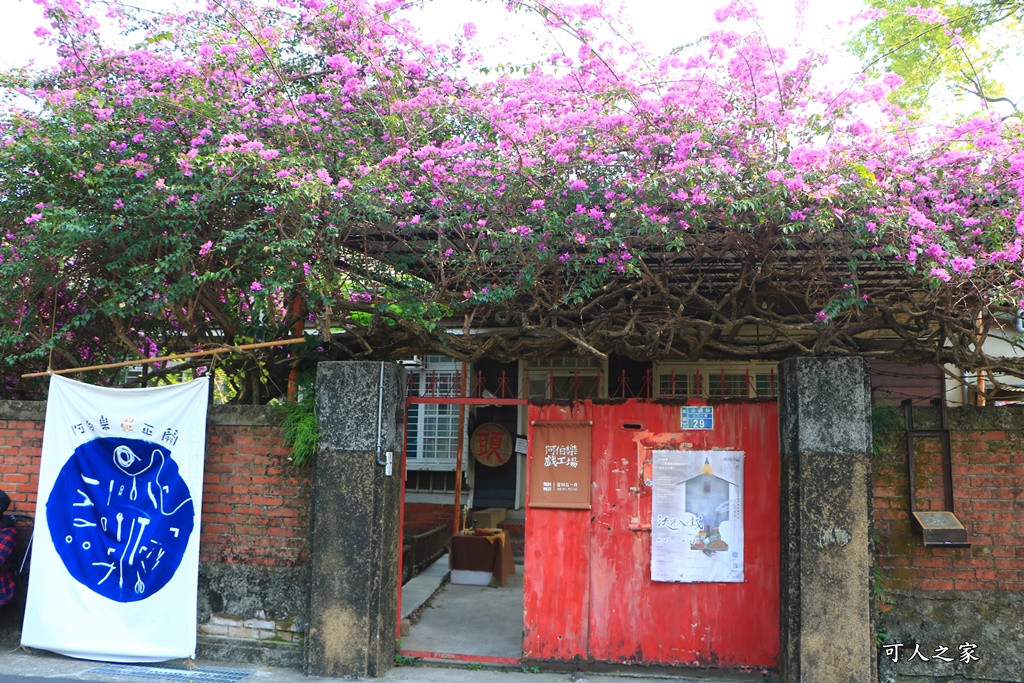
[{"xmin": 524, "ymin": 399, "xmax": 779, "ymax": 668}]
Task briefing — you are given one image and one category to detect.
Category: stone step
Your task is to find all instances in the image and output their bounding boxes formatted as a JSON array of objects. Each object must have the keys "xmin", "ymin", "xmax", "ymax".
[{"xmin": 498, "ymin": 519, "xmax": 525, "ymax": 559}]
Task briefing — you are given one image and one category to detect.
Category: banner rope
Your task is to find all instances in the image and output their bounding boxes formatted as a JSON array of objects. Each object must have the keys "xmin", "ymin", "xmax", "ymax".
[{"xmin": 47, "ymin": 282, "xmax": 60, "ymax": 376}]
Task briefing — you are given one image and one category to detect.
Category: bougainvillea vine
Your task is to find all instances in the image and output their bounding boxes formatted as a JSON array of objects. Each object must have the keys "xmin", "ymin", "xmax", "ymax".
[{"xmin": 2, "ymin": 0, "xmax": 1024, "ymax": 401}]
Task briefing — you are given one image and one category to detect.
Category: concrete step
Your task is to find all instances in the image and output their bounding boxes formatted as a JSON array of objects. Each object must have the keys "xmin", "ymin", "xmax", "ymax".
[{"xmin": 498, "ymin": 519, "xmax": 525, "ymax": 559}]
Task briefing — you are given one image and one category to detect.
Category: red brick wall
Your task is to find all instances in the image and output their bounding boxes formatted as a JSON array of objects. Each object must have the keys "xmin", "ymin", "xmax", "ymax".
[
  {"xmin": 0, "ymin": 409, "xmax": 43, "ymax": 520},
  {"xmin": 0, "ymin": 402, "xmax": 310, "ymax": 568},
  {"xmin": 874, "ymin": 406, "xmax": 1024, "ymax": 593},
  {"xmin": 201, "ymin": 409, "xmax": 310, "ymax": 566},
  {"xmin": 403, "ymin": 502, "xmax": 454, "ymax": 537}
]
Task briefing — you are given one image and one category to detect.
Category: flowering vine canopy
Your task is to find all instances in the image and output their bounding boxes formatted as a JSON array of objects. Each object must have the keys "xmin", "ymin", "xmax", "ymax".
[{"xmin": 3, "ymin": 0, "xmax": 1024, "ymax": 401}]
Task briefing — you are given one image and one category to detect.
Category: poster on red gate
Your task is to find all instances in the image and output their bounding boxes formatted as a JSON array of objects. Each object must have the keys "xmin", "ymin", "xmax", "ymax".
[{"xmin": 651, "ymin": 449, "xmax": 744, "ymax": 583}]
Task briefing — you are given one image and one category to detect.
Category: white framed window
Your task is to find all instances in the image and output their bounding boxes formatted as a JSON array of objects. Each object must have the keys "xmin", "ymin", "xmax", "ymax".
[
  {"xmin": 523, "ymin": 356, "xmax": 606, "ymax": 399},
  {"xmin": 406, "ymin": 356, "xmax": 465, "ymax": 472},
  {"xmin": 653, "ymin": 362, "xmax": 778, "ymax": 399}
]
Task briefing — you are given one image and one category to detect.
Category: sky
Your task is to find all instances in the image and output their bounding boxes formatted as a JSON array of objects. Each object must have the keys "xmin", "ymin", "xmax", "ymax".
[
  {"xmin": 0, "ymin": 0, "xmax": 867, "ymax": 75},
  {"xmin": 8, "ymin": 0, "xmax": 1020, "ymax": 119}
]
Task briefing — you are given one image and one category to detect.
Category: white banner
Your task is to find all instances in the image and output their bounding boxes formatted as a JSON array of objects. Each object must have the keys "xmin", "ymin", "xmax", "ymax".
[
  {"xmin": 22, "ymin": 375, "xmax": 209, "ymax": 662},
  {"xmin": 651, "ymin": 450, "xmax": 744, "ymax": 583}
]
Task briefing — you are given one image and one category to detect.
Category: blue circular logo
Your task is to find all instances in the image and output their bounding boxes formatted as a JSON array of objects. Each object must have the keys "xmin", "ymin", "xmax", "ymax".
[{"xmin": 47, "ymin": 437, "xmax": 194, "ymax": 602}]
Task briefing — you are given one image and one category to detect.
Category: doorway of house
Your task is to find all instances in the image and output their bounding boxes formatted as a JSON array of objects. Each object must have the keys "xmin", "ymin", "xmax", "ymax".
[
  {"xmin": 396, "ymin": 367, "xmax": 528, "ymax": 666},
  {"xmin": 399, "ymin": 396, "xmax": 780, "ymax": 671}
]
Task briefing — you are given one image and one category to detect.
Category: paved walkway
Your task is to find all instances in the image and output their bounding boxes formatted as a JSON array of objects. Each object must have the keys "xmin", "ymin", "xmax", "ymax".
[
  {"xmin": 0, "ymin": 647, "xmax": 767, "ymax": 683},
  {"xmin": 401, "ymin": 561, "xmax": 523, "ymax": 660},
  {"xmin": 0, "ymin": 560, "xmax": 767, "ymax": 683}
]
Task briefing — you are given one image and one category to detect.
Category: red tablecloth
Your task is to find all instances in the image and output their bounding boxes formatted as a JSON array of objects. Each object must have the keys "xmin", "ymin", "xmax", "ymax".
[{"xmin": 449, "ymin": 529, "xmax": 515, "ymax": 586}]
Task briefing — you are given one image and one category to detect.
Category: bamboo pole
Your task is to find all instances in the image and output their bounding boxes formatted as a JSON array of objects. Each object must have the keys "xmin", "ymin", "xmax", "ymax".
[
  {"xmin": 286, "ymin": 294, "xmax": 307, "ymax": 402},
  {"xmin": 976, "ymin": 311, "xmax": 987, "ymax": 406},
  {"xmin": 21, "ymin": 337, "xmax": 306, "ymax": 378},
  {"xmin": 452, "ymin": 361, "xmax": 469, "ymax": 536}
]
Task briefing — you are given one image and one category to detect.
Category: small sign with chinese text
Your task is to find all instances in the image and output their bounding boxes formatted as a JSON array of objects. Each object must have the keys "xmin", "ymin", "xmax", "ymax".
[
  {"xmin": 470, "ymin": 423, "xmax": 514, "ymax": 467},
  {"xmin": 681, "ymin": 406, "xmax": 714, "ymax": 430},
  {"xmin": 529, "ymin": 421, "xmax": 591, "ymax": 509}
]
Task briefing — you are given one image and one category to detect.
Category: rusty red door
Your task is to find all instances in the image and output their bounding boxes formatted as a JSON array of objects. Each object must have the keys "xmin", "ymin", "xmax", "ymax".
[{"xmin": 524, "ymin": 399, "xmax": 780, "ymax": 668}]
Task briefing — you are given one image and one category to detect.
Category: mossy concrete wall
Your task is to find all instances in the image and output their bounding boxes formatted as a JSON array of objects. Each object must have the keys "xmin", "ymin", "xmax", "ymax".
[
  {"xmin": 877, "ymin": 590, "xmax": 1024, "ymax": 683},
  {"xmin": 304, "ymin": 362, "xmax": 404, "ymax": 678},
  {"xmin": 779, "ymin": 356, "xmax": 875, "ymax": 683},
  {"xmin": 196, "ymin": 563, "xmax": 307, "ymax": 666}
]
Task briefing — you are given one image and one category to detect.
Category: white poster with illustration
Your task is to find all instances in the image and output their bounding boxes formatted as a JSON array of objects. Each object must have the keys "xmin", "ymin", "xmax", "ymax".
[
  {"xmin": 651, "ymin": 450, "xmax": 744, "ymax": 583},
  {"xmin": 22, "ymin": 375, "xmax": 208, "ymax": 662}
]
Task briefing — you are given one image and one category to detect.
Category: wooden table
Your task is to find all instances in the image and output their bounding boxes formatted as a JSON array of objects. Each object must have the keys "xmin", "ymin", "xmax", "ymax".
[{"xmin": 448, "ymin": 529, "xmax": 515, "ymax": 586}]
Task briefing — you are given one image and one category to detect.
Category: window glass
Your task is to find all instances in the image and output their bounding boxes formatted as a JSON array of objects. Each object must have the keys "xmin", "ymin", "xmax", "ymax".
[
  {"xmin": 406, "ymin": 359, "xmax": 462, "ymax": 471},
  {"xmin": 524, "ymin": 357, "xmax": 604, "ymax": 399},
  {"xmin": 653, "ymin": 363, "xmax": 777, "ymax": 398}
]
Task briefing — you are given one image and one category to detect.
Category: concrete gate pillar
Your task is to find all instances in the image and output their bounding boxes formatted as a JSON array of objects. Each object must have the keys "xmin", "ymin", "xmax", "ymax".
[
  {"xmin": 778, "ymin": 357, "xmax": 876, "ymax": 683},
  {"xmin": 305, "ymin": 361, "xmax": 404, "ymax": 678}
]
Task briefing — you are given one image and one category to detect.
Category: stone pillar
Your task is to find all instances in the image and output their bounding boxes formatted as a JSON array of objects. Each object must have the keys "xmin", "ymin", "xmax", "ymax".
[
  {"xmin": 305, "ymin": 362, "xmax": 404, "ymax": 678},
  {"xmin": 779, "ymin": 357, "xmax": 875, "ymax": 683}
]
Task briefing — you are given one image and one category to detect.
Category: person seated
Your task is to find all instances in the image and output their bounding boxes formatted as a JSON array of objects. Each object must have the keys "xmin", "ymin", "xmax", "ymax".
[{"xmin": 0, "ymin": 490, "xmax": 17, "ymax": 607}]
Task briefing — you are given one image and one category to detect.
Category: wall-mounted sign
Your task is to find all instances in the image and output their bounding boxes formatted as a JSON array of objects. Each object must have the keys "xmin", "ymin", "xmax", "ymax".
[
  {"xmin": 470, "ymin": 423, "xmax": 514, "ymax": 467},
  {"xmin": 651, "ymin": 449, "xmax": 744, "ymax": 583},
  {"xmin": 514, "ymin": 436, "xmax": 528, "ymax": 455},
  {"xmin": 529, "ymin": 421, "xmax": 592, "ymax": 509},
  {"xmin": 681, "ymin": 406, "xmax": 714, "ymax": 430}
]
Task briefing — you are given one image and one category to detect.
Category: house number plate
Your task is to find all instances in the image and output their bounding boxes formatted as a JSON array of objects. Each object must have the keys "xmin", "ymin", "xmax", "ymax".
[{"xmin": 681, "ymin": 406, "xmax": 714, "ymax": 430}]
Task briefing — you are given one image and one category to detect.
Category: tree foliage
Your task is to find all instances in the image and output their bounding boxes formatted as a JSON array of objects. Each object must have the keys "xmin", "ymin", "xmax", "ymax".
[
  {"xmin": 850, "ymin": 0, "xmax": 1024, "ymax": 114},
  {"xmin": 3, "ymin": 0, "xmax": 1024, "ymax": 401}
]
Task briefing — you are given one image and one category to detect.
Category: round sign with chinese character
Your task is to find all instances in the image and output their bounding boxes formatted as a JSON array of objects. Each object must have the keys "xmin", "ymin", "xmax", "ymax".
[{"xmin": 470, "ymin": 423, "xmax": 514, "ymax": 467}]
